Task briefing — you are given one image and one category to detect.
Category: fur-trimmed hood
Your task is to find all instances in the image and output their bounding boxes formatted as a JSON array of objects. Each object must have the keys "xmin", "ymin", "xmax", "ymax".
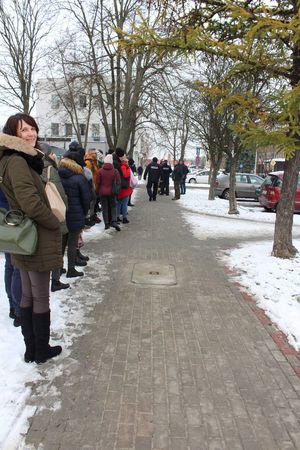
[
  {"xmin": 0, "ymin": 133, "xmax": 42, "ymax": 157},
  {"xmin": 59, "ymin": 157, "xmax": 84, "ymax": 175}
]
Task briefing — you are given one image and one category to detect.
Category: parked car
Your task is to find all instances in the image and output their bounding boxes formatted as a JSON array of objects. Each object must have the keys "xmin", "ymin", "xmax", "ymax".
[
  {"xmin": 215, "ymin": 173, "xmax": 264, "ymax": 200},
  {"xmin": 39, "ymin": 143, "xmax": 65, "ymax": 160},
  {"xmin": 187, "ymin": 169, "xmax": 222, "ymax": 184},
  {"xmin": 257, "ymin": 171, "xmax": 300, "ymax": 212}
]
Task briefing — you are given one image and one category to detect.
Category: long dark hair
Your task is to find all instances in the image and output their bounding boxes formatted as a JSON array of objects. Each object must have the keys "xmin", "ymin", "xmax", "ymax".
[{"xmin": 3, "ymin": 113, "xmax": 40, "ymax": 149}]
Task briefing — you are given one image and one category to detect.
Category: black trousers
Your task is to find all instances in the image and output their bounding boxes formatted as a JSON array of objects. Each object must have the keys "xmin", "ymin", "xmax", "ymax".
[
  {"xmin": 147, "ymin": 180, "xmax": 159, "ymax": 199},
  {"xmin": 160, "ymin": 179, "xmax": 170, "ymax": 195},
  {"xmin": 100, "ymin": 195, "xmax": 117, "ymax": 225},
  {"xmin": 62, "ymin": 230, "xmax": 81, "ymax": 270}
]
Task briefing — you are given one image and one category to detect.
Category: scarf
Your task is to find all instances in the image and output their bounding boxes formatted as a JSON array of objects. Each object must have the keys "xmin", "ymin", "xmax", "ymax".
[{"xmin": 20, "ymin": 152, "xmax": 44, "ymax": 174}]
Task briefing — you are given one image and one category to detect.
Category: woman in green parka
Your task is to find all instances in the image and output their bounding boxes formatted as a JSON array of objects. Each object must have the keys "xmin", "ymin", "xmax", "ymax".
[{"xmin": 0, "ymin": 113, "xmax": 63, "ymax": 364}]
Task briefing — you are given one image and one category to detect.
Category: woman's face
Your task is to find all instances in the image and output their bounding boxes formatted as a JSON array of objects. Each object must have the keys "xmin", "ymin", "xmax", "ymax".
[{"xmin": 16, "ymin": 120, "xmax": 37, "ymax": 147}]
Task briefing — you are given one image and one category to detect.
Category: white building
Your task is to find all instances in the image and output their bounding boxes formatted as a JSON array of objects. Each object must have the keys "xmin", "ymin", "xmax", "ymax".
[{"xmin": 35, "ymin": 79, "xmax": 110, "ymax": 154}]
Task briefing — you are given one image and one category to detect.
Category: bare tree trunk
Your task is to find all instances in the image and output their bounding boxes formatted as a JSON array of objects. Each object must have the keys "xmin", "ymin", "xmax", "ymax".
[
  {"xmin": 128, "ymin": 125, "xmax": 136, "ymax": 158},
  {"xmin": 272, "ymin": 150, "xmax": 300, "ymax": 257},
  {"xmin": 228, "ymin": 158, "xmax": 239, "ymax": 214},
  {"xmin": 208, "ymin": 150, "xmax": 223, "ymax": 200},
  {"xmin": 272, "ymin": 28, "xmax": 300, "ymax": 258},
  {"xmin": 208, "ymin": 165, "xmax": 219, "ymax": 200}
]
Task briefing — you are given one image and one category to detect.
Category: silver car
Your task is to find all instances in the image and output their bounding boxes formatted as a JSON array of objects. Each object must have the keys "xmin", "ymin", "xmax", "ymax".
[
  {"xmin": 215, "ymin": 173, "xmax": 264, "ymax": 200},
  {"xmin": 187, "ymin": 169, "xmax": 222, "ymax": 184}
]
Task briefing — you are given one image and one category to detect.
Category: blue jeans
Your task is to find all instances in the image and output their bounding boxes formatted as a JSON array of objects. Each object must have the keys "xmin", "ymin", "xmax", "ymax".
[
  {"xmin": 118, "ymin": 196, "xmax": 129, "ymax": 219},
  {"xmin": 180, "ymin": 178, "xmax": 186, "ymax": 194},
  {"xmin": 4, "ymin": 253, "xmax": 22, "ymax": 316}
]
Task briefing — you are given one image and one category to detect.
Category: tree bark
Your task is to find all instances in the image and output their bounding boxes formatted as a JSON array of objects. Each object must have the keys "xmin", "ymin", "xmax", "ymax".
[
  {"xmin": 228, "ymin": 156, "xmax": 239, "ymax": 214},
  {"xmin": 272, "ymin": 16, "xmax": 300, "ymax": 258},
  {"xmin": 272, "ymin": 150, "xmax": 300, "ymax": 258},
  {"xmin": 208, "ymin": 150, "xmax": 223, "ymax": 200}
]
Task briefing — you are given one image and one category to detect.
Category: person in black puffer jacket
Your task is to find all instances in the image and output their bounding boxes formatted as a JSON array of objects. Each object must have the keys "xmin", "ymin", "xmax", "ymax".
[{"xmin": 58, "ymin": 152, "xmax": 91, "ymax": 278}]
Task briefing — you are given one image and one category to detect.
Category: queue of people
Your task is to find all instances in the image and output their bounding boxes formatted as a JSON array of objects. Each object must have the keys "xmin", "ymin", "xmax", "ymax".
[
  {"xmin": 0, "ymin": 113, "xmax": 137, "ymax": 365},
  {"xmin": 0, "ymin": 113, "xmax": 188, "ymax": 367}
]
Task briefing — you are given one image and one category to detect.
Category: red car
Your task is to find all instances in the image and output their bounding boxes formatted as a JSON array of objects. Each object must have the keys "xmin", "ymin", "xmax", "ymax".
[{"xmin": 258, "ymin": 171, "xmax": 300, "ymax": 212}]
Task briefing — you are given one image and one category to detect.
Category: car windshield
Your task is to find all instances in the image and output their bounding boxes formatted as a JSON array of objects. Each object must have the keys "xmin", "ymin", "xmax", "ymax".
[
  {"xmin": 262, "ymin": 175, "xmax": 277, "ymax": 186},
  {"xmin": 262, "ymin": 173, "xmax": 300, "ymax": 187}
]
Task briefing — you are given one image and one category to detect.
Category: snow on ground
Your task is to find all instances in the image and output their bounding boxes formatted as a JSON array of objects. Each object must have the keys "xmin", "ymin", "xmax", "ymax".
[
  {"xmin": 0, "ymin": 186, "xmax": 140, "ymax": 450},
  {"xmin": 0, "ymin": 223, "xmax": 111, "ymax": 449},
  {"xmin": 180, "ymin": 186, "xmax": 300, "ymax": 351},
  {"xmin": 1, "ymin": 183, "xmax": 300, "ymax": 449}
]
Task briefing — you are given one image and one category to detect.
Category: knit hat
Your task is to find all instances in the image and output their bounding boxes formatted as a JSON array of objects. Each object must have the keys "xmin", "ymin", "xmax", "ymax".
[
  {"xmin": 104, "ymin": 154, "xmax": 113, "ymax": 164},
  {"xmin": 115, "ymin": 147, "xmax": 125, "ymax": 157}
]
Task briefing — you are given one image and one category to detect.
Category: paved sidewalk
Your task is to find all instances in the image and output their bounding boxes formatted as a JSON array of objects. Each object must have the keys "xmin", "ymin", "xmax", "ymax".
[{"xmin": 24, "ymin": 185, "xmax": 300, "ymax": 450}]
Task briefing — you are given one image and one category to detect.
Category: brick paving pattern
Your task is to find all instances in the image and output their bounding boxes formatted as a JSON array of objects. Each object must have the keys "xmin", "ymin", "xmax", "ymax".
[{"xmin": 24, "ymin": 185, "xmax": 300, "ymax": 450}]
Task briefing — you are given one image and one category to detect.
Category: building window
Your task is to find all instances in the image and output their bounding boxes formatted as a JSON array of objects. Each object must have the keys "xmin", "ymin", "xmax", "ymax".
[
  {"xmin": 51, "ymin": 95, "xmax": 60, "ymax": 109},
  {"xmin": 65, "ymin": 123, "xmax": 72, "ymax": 136},
  {"xmin": 51, "ymin": 123, "xmax": 59, "ymax": 136},
  {"xmin": 79, "ymin": 124, "xmax": 86, "ymax": 136},
  {"xmin": 91, "ymin": 123, "xmax": 100, "ymax": 141},
  {"xmin": 79, "ymin": 95, "xmax": 87, "ymax": 108}
]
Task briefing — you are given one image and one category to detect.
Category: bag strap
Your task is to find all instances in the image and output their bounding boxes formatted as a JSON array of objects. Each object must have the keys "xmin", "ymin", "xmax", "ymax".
[
  {"xmin": 47, "ymin": 165, "xmax": 52, "ymax": 182},
  {"xmin": 0, "ymin": 154, "xmax": 18, "ymax": 185}
]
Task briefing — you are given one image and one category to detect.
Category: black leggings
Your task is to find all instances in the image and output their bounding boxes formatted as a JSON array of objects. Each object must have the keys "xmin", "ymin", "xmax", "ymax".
[{"xmin": 20, "ymin": 270, "xmax": 50, "ymax": 314}]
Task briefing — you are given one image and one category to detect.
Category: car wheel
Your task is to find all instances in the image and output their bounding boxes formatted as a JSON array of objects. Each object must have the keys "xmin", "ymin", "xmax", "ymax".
[
  {"xmin": 263, "ymin": 206, "xmax": 272, "ymax": 212},
  {"xmin": 273, "ymin": 203, "xmax": 278, "ymax": 212},
  {"xmin": 189, "ymin": 178, "xmax": 196, "ymax": 184},
  {"xmin": 222, "ymin": 189, "xmax": 230, "ymax": 200}
]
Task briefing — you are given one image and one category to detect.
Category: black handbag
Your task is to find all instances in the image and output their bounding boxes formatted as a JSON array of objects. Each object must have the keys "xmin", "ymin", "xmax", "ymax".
[
  {"xmin": 121, "ymin": 176, "xmax": 130, "ymax": 189},
  {"xmin": 111, "ymin": 170, "xmax": 121, "ymax": 195}
]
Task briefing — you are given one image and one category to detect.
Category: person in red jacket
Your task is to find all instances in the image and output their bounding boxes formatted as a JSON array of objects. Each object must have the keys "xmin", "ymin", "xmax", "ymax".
[
  {"xmin": 117, "ymin": 155, "xmax": 132, "ymax": 224},
  {"xmin": 96, "ymin": 154, "xmax": 121, "ymax": 231}
]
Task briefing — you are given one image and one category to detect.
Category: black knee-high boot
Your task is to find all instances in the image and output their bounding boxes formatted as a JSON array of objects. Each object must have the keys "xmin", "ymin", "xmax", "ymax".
[
  {"xmin": 20, "ymin": 307, "xmax": 35, "ymax": 363},
  {"xmin": 32, "ymin": 311, "xmax": 62, "ymax": 364}
]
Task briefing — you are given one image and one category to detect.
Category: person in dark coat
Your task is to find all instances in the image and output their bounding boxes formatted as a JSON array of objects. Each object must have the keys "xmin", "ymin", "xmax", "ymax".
[
  {"xmin": 0, "ymin": 114, "xmax": 63, "ymax": 364},
  {"xmin": 179, "ymin": 160, "xmax": 189, "ymax": 194},
  {"xmin": 39, "ymin": 143, "xmax": 70, "ymax": 292},
  {"xmin": 0, "ymin": 188, "xmax": 22, "ymax": 327},
  {"xmin": 137, "ymin": 165, "xmax": 143, "ymax": 180},
  {"xmin": 96, "ymin": 154, "xmax": 121, "ymax": 231},
  {"xmin": 159, "ymin": 160, "xmax": 173, "ymax": 196},
  {"xmin": 143, "ymin": 157, "xmax": 161, "ymax": 201},
  {"xmin": 172, "ymin": 160, "xmax": 183, "ymax": 200},
  {"xmin": 113, "ymin": 147, "xmax": 124, "ymax": 177},
  {"xmin": 58, "ymin": 152, "xmax": 91, "ymax": 278},
  {"xmin": 128, "ymin": 158, "xmax": 136, "ymax": 206}
]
